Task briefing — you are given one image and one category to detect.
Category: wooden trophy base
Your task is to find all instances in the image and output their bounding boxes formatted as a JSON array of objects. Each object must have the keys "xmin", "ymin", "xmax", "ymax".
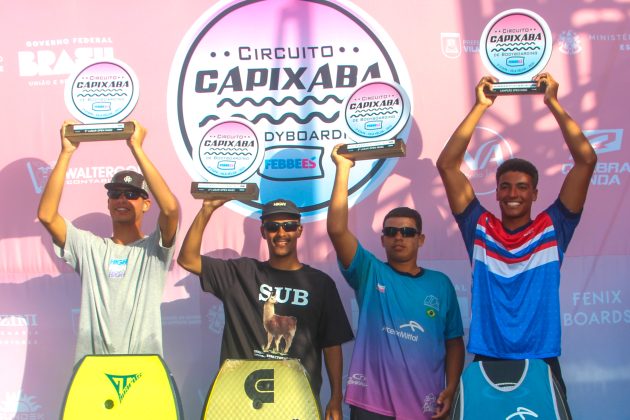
[
  {"xmin": 191, "ymin": 182, "xmax": 260, "ymax": 200},
  {"xmin": 484, "ymin": 81, "xmax": 545, "ymax": 95},
  {"xmin": 63, "ymin": 121, "xmax": 135, "ymax": 141},
  {"xmin": 338, "ymin": 138, "xmax": 406, "ymax": 161}
]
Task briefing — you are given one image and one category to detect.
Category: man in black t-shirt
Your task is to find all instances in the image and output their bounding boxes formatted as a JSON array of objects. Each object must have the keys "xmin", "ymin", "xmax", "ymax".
[{"xmin": 178, "ymin": 198, "xmax": 354, "ymax": 420}]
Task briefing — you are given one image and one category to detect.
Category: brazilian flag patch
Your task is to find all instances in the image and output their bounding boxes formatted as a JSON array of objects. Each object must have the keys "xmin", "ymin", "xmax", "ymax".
[{"xmin": 426, "ymin": 308, "xmax": 436, "ymax": 318}]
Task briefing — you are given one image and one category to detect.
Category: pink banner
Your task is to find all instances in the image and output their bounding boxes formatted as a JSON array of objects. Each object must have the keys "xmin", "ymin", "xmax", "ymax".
[{"xmin": 1, "ymin": 1, "xmax": 629, "ymax": 418}]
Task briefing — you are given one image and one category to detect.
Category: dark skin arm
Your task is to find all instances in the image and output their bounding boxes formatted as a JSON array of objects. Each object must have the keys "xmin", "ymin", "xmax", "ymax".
[
  {"xmin": 432, "ymin": 337, "xmax": 465, "ymax": 419},
  {"xmin": 534, "ymin": 73, "xmax": 597, "ymax": 212},
  {"xmin": 437, "ymin": 77, "xmax": 496, "ymax": 214},
  {"xmin": 437, "ymin": 73, "xmax": 597, "ymax": 215},
  {"xmin": 177, "ymin": 199, "xmax": 228, "ymax": 274},
  {"xmin": 323, "ymin": 345, "xmax": 344, "ymax": 420}
]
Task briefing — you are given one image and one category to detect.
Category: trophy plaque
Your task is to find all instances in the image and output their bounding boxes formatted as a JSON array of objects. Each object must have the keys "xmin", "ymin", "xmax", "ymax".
[
  {"xmin": 479, "ymin": 9, "xmax": 552, "ymax": 95},
  {"xmin": 191, "ymin": 118, "xmax": 264, "ymax": 200},
  {"xmin": 63, "ymin": 59, "xmax": 140, "ymax": 141},
  {"xmin": 339, "ymin": 79, "xmax": 411, "ymax": 161}
]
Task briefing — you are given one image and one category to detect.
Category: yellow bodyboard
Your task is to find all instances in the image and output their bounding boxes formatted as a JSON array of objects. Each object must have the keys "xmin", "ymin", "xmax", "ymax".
[
  {"xmin": 203, "ymin": 358, "xmax": 320, "ymax": 419},
  {"xmin": 62, "ymin": 354, "xmax": 181, "ymax": 419}
]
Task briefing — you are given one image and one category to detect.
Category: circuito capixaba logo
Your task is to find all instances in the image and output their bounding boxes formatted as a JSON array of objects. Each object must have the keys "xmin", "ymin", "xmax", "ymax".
[{"xmin": 168, "ymin": 0, "xmax": 412, "ymax": 220}]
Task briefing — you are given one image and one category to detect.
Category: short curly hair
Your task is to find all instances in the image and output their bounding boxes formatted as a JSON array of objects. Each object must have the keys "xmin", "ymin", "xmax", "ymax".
[{"xmin": 496, "ymin": 158, "xmax": 539, "ymax": 188}]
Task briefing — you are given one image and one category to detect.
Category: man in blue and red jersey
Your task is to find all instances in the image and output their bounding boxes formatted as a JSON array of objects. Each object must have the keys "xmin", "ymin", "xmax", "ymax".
[{"xmin": 436, "ymin": 73, "xmax": 597, "ymax": 402}]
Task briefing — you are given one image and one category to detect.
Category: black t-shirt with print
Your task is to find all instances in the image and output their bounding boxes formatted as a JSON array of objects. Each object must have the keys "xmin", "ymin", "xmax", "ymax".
[{"xmin": 200, "ymin": 256, "xmax": 354, "ymax": 395}]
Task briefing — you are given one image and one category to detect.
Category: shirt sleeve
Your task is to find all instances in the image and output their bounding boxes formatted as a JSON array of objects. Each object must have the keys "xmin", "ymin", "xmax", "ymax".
[
  {"xmin": 443, "ymin": 275, "xmax": 464, "ymax": 340},
  {"xmin": 143, "ymin": 224, "xmax": 177, "ymax": 264},
  {"xmin": 546, "ymin": 198, "xmax": 581, "ymax": 253},
  {"xmin": 454, "ymin": 197, "xmax": 485, "ymax": 260},
  {"xmin": 53, "ymin": 219, "xmax": 93, "ymax": 272},
  {"xmin": 318, "ymin": 275, "xmax": 355, "ymax": 348},
  {"xmin": 338, "ymin": 242, "xmax": 371, "ymax": 291},
  {"xmin": 200, "ymin": 256, "xmax": 253, "ymax": 300}
]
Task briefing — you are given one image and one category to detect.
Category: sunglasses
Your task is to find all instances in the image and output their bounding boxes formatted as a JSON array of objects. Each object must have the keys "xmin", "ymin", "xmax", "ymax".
[
  {"xmin": 382, "ymin": 226, "xmax": 419, "ymax": 238},
  {"xmin": 107, "ymin": 190, "xmax": 144, "ymax": 200},
  {"xmin": 263, "ymin": 221, "xmax": 300, "ymax": 232}
]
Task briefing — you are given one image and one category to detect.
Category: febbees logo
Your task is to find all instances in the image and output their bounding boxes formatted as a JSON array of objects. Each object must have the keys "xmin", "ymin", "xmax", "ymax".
[
  {"xmin": 168, "ymin": 0, "xmax": 412, "ymax": 220},
  {"xmin": 262, "ymin": 146, "xmax": 323, "ymax": 181}
]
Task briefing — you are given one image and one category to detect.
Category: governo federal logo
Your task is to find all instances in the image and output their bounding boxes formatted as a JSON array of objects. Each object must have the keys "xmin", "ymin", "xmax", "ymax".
[{"xmin": 167, "ymin": 0, "xmax": 412, "ymax": 221}]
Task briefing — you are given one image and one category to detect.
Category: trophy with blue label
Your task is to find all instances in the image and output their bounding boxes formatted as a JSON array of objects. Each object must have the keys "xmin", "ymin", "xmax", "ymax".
[
  {"xmin": 190, "ymin": 118, "xmax": 264, "ymax": 200},
  {"xmin": 479, "ymin": 9, "xmax": 553, "ymax": 95},
  {"xmin": 338, "ymin": 79, "xmax": 410, "ymax": 160},
  {"xmin": 63, "ymin": 59, "xmax": 140, "ymax": 141}
]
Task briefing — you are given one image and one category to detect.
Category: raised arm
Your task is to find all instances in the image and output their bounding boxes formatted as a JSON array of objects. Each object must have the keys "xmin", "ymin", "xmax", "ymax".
[
  {"xmin": 326, "ymin": 145, "xmax": 358, "ymax": 269},
  {"xmin": 177, "ymin": 199, "xmax": 227, "ymax": 275},
  {"xmin": 127, "ymin": 121, "xmax": 180, "ymax": 247},
  {"xmin": 437, "ymin": 76, "xmax": 497, "ymax": 215},
  {"xmin": 323, "ymin": 345, "xmax": 344, "ymax": 420},
  {"xmin": 37, "ymin": 121, "xmax": 79, "ymax": 247},
  {"xmin": 535, "ymin": 73, "xmax": 597, "ymax": 213}
]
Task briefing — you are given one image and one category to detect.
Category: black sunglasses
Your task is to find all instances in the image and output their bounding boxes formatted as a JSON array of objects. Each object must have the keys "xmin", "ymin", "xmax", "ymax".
[
  {"xmin": 107, "ymin": 190, "xmax": 144, "ymax": 200},
  {"xmin": 382, "ymin": 226, "xmax": 419, "ymax": 238},
  {"xmin": 263, "ymin": 221, "xmax": 300, "ymax": 232}
]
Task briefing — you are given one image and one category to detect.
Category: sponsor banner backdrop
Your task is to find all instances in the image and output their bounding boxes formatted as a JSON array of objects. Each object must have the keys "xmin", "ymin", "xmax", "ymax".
[{"xmin": 1, "ymin": 1, "xmax": 629, "ymax": 419}]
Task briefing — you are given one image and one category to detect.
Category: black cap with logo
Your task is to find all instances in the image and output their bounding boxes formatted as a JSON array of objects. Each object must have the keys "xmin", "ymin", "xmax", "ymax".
[
  {"xmin": 104, "ymin": 170, "xmax": 149, "ymax": 198},
  {"xmin": 260, "ymin": 198, "xmax": 301, "ymax": 220}
]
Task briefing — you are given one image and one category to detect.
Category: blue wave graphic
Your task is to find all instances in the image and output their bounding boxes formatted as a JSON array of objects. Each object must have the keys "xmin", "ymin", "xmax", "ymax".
[
  {"xmin": 491, "ymin": 46, "xmax": 541, "ymax": 52},
  {"xmin": 203, "ymin": 147, "xmax": 251, "ymax": 152},
  {"xmin": 76, "ymin": 93, "xmax": 129, "ymax": 97},
  {"xmin": 349, "ymin": 110, "xmax": 399, "ymax": 118},
  {"xmin": 493, "ymin": 42, "xmax": 537, "ymax": 47},
  {"xmin": 79, "ymin": 88, "xmax": 125, "ymax": 93},
  {"xmin": 203, "ymin": 151, "xmax": 253, "ymax": 156}
]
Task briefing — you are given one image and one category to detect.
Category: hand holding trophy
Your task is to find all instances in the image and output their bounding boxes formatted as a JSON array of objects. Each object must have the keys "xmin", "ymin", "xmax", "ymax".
[
  {"xmin": 337, "ymin": 79, "xmax": 411, "ymax": 161},
  {"xmin": 63, "ymin": 59, "xmax": 140, "ymax": 141},
  {"xmin": 190, "ymin": 118, "xmax": 264, "ymax": 201},
  {"xmin": 479, "ymin": 9, "xmax": 553, "ymax": 95}
]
